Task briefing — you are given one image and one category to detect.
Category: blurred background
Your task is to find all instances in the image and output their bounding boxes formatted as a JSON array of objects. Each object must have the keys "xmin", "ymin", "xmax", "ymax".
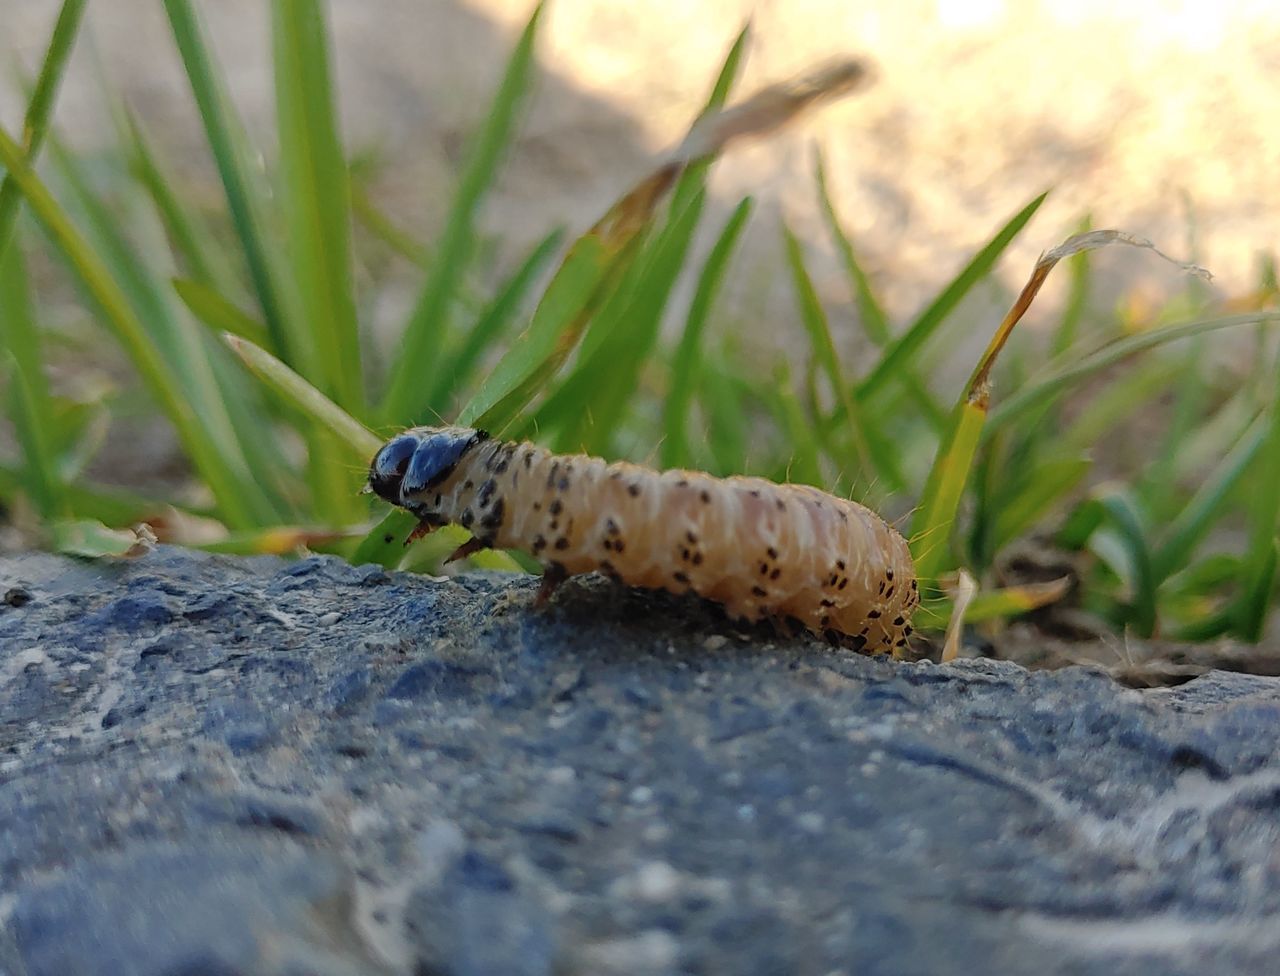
[{"xmin": 5, "ymin": 0, "xmax": 1278, "ymax": 322}]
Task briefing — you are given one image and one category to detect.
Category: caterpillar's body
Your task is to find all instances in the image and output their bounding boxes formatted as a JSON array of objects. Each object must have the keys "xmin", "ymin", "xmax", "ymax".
[{"xmin": 368, "ymin": 427, "xmax": 918, "ymax": 653}]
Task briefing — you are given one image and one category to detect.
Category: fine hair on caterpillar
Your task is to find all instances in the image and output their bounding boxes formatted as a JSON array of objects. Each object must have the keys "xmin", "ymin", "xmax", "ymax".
[{"xmin": 368, "ymin": 426, "xmax": 918, "ymax": 654}]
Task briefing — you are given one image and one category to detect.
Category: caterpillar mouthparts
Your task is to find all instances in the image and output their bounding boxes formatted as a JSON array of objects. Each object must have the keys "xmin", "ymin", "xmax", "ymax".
[{"xmin": 369, "ymin": 426, "xmax": 917, "ymax": 653}]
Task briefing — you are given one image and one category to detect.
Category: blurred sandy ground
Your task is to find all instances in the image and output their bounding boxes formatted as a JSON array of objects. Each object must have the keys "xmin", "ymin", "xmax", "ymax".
[{"xmin": 2, "ymin": 0, "xmax": 1278, "ymax": 342}]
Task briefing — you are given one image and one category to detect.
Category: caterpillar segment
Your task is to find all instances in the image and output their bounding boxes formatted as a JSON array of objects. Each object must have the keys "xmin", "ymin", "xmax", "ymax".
[{"xmin": 368, "ymin": 426, "xmax": 918, "ymax": 653}]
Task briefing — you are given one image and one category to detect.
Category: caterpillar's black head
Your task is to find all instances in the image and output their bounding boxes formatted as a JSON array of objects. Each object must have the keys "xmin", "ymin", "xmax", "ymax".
[{"xmin": 367, "ymin": 426, "xmax": 489, "ymax": 508}]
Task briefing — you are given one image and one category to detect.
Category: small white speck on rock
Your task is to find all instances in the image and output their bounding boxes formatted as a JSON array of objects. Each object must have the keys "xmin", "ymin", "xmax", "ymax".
[
  {"xmin": 623, "ymin": 861, "xmax": 682, "ymax": 902},
  {"xmin": 797, "ymin": 812, "xmax": 826, "ymax": 834},
  {"xmin": 546, "ymin": 765, "xmax": 577, "ymax": 785},
  {"xmin": 264, "ymin": 608, "xmax": 297, "ymax": 630},
  {"xmin": 414, "ymin": 820, "xmax": 465, "ymax": 881},
  {"xmin": 574, "ymin": 930, "xmax": 679, "ymax": 976},
  {"xmin": 642, "ymin": 822, "xmax": 670, "ymax": 844}
]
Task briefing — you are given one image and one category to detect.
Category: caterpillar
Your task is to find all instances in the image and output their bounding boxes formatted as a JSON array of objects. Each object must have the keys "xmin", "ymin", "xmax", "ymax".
[{"xmin": 366, "ymin": 427, "xmax": 918, "ymax": 653}]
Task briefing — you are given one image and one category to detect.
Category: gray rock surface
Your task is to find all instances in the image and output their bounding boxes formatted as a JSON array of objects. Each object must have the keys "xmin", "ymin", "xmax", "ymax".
[{"xmin": 2, "ymin": 546, "xmax": 1279, "ymax": 975}]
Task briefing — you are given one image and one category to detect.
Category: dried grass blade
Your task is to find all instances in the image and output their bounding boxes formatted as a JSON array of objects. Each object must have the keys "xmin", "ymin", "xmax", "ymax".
[
  {"xmin": 913, "ymin": 230, "xmax": 1209, "ymax": 587},
  {"xmin": 940, "ymin": 570, "xmax": 977, "ymax": 662}
]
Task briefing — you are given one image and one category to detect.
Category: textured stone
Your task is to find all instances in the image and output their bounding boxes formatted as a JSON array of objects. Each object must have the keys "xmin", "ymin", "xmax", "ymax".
[
  {"xmin": 1, "ymin": 547, "xmax": 1279, "ymax": 975},
  {"xmin": 404, "ymin": 849, "xmax": 557, "ymax": 976},
  {"xmin": 7, "ymin": 840, "xmax": 379, "ymax": 976}
]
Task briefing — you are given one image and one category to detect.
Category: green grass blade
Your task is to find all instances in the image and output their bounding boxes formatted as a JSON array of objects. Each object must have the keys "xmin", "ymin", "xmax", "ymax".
[
  {"xmin": 0, "ymin": 123, "xmax": 260, "ymax": 528},
  {"xmin": 813, "ymin": 151, "xmax": 949, "ymax": 436},
  {"xmin": 964, "ymin": 431, "xmax": 1000, "ymax": 569},
  {"xmin": 220, "ymin": 328, "xmax": 376, "ymax": 528},
  {"xmin": 123, "ymin": 110, "xmax": 240, "ymax": 294},
  {"xmin": 1057, "ymin": 356, "xmax": 1183, "ymax": 454},
  {"xmin": 813, "ymin": 151, "xmax": 889, "ymax": 346},
  {"xmin": 467, "ymin": 46, "xmax": 862, "ymax": 440},
  {"xmin": 1152, "ymin": 410, "xmax": 1266, "ymax": 583},
  {"xmin": 1165, "ymin": 553, "xmax": 1242, "ymax": 600},
  {"xmin": 0, "ymin": 241, "xmax": 65, "ymax": 517},
  {"xmin": 0, "ymin": 462, "xmax": 190, "ymax": 525},
  {"xmin": 1171, "ymin": 388, "xmax": 1257, "ymax": 483},
  {"xmin": 666, "ymin": 24, "xmax": 749, "ymax": 217},
  {"xmin": 912, "ymin": 222, "xmax": 1101, "ymax": 586},
  {"xmin": 50, "ymin": 137, "xmax": 208, "ymax": 357},
  {"xmin": 856, "ymin": 191, "xmax": 1048, "ymax": 402},
  {"xmin": 172, "ymin": 277, "xmax": 271, "ymax": 346},
  {"xmin": 1234, "ymin": 384, "xmax": 1280, "ymax": 640},
  {"xmin": 764, "ymin": 365, "xmax": 823, "ymax": 487},
  {"xmin": 425, "ymin": 227, "xmax": 563, "ymax": 413},
  {"xmin": 782, "ymin": 220, "xmax": 899, "ymax": 488},
  {"xmin": 662, "ymin": 197, "xmax": 753, "ymax": 469},
  {"xmin": 555, "ymin": 190, "xmax": 709, "ymax": 452},
  {"xmin": 3, "ymin": 354, "xmax": 63, "ymax": 517},
  {"xmin": 582, "ymin": 229, "xmax": 705, "ymax": 448},
  {"xmin": 164, "ymin": 0, "xmax": 294, "ymax": 361},
  {"xmin": 169, "ymin": 0, "xmax": 354, "ymax": 521},
  {"xmin": 917, "ymin": 231, "xmax": 1125, "ymax": 584},
  {"xmin": 49, "ymin": 139, "xmax": 176, "ymax": 333},
  {"xmin": 350, "ymin": 177, "xmax": 430, "ymax": 267},
  {"xmin": 986, "ymin": 312, "xmax": 1280, "ymax": 434},
  {"xmin": 706, "ymin": 24, "xmax": 749, "ymax": 109},
  {"xmin": 559, "ymin": 226, "xmax": 655, "ymax": 370},
  {"xmin": 223, "ymin": 333, "xmax": 381, "ymax": 463},
  {"xmin": 701, "ymin": 359, "xmax": 752, "ymax": 476},
  {"xmin": 50, "ymin": 519, "xmax": 147, "ymax": 558},
  {"xmin": 0, "ymin": 0, "xmax": 87, "ymax": 261},
  {"xmin": 1056, "ymin": 496, "xmax": 1106, "ymax": 551},
  {"xmin": 548, "ymin": 22, "xmax": 750, "ymax": 440},
  {"xmin": 381, "ymin": 2, "xmax": 544, "ymax": 423},
  {"xmin": 106, "ymin": 104, "xmax": 295, "ymax": 520},
  {"xmin": 356, "ymin": 511, "xmax": 527, "ymax": 574},
  {"xmin": 46, "ymin": 395, "xmax": 108, "ymax": 482},
  {"xmin": 989, "ymin": 455, "xmax": 1092, "ymax": 553},
  {"xmin": 911, "ymin": 399, "xmax": 984, "ymax": 589},
  {"xmin": 271, "ymin": 0, "xmax": 363, "ymax": 412},
  {"xmin": 457, "ymin": 234, "xmax": 617, "ymax": 431},
  {"xmin": 1097, "ymin": 490, "xmax": 1157, "ymax": 637},
  {"xmin": 519, "ymin": 246, "xmax": 664, "ymax": 444},
  {"xmin": 454, "ymin": 23, "xmax": 760, "ymax": 439},
  {"xmin": 928, "ymin": 576, "xmax": 1073, "ymax": 628},
  {"xmin": 1173, "ymin": 604, "xmax": 1239, "ymax": 643},
  {"xmin": 1144, "ymin": 339, "xmax": 1209, "ymax": 520},
  {"xmin": 47, "ymin": 137, "xmax": 284, "ymax": 525},
  {"xmin": 352, "ymin": 509, "xmax": 417, "ymax": 569}
]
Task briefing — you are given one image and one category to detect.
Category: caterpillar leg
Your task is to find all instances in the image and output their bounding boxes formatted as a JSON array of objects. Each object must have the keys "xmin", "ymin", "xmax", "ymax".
[
  {"xmin": 445, "ymin": 536, "xmax": 487, "ymax": 564},
  {"xmin": 534, "ymin": 562, "xmax": 568, "ymax": 608},
  {"xmin": 767, "ymin": 615, "xmax": 800, "ymax": 640},
  {"xmin": 404, "ymin": 519, "xmax": 437, "ymax": 546}
]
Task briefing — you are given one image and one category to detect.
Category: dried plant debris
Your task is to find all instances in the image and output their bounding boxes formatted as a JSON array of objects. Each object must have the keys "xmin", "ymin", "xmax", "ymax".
[
  {"xmin": 597, "ymin": 57, "xmax": 876, "ymax": 245},
  {"xmin": 967, "ymin": 230, "xmax": 1213, "ymax": 407},
  {"xmin": 675, "ymin": 57, "xmax": 875, "ymax": 163}
]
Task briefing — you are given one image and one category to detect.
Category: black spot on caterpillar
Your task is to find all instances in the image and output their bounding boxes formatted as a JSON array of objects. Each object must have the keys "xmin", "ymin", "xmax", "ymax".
[{"xmin": 368, "ymin": 426, "xmax": 918, "ymax": 653}]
